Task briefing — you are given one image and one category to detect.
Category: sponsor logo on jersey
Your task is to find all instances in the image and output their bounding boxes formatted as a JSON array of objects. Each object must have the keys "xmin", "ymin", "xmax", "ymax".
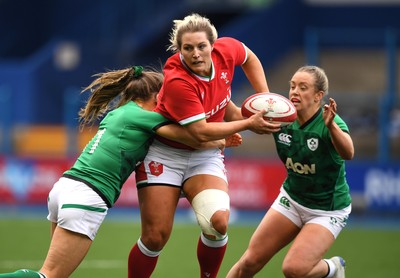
[
  {"xmin": 277, "ymin": 133, "xmax": 292, "ymax": 146},
  {"xmin": 205, "ymin": 92, "xmax": 231, "ymax": 119},
  {"xmin": 285, "ymin": 158, "xmax": 316, "ymax": 174},
  {"xmin": 148, "ymin": 161, "xmax": 163, "ymax": 176},
  {"xmin": 279, "ymin": 196, "xmax": 291, "ymax": 209},
  {"xmin": 307, "ymin": 138, "xmax": 318, "ymax": 151}
]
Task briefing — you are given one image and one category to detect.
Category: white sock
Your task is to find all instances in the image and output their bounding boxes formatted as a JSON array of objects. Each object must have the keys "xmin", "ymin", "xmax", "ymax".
[
  {"xmin": 323, "ymin": 259, "xmax": 337, "ymax": 278},
  {"xmin": 200, "ymin": 233, "xmax": 228, "ymax": 248},
  {"xmin": 137, "ymin": 238, "xmax": 161, "ymax": 257}
]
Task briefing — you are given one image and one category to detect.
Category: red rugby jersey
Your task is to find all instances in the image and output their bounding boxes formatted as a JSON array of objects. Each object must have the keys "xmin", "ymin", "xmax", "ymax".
[{"xmin": 155, "ymin": 37, "xmax": 247, "ymax": 149}]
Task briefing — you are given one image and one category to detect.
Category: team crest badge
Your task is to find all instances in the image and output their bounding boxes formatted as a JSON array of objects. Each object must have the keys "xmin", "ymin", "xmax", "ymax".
[
  {"xmin": 149, "ymin": 161, "xmax": 163, "ymax": 176},
  {"xmin": 220, "ymin": 72, "xmax": 229, "ymax": 84},
  {"xmin": 307, "ymin": 138, "xmax": 318, "ymax": 151}
]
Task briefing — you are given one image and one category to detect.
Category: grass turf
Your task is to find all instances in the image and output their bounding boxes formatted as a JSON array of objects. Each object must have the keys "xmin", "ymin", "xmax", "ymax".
[{"xmin": 0, "ymin": 217, "xmax": 399, "ymax": 277}]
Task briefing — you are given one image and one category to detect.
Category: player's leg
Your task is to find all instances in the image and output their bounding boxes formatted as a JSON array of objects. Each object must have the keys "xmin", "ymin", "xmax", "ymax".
[
  {"xmin": 282, "ymin": 204, "xmax": 350, "ymax": 278},
  {"xmin": 39, "ymin": 224, "xmax": 92, "ymax": 278},
  {"xmin": 0, "ymin": 224, "xmax": 93, "ymax": 278},
  {"xmin": 0, "ymin": 179, "xmax": 105, "ymax": 278},
  {"xmin": 128, "ymin": 185, "xmax": 181, "ymax": 278},
  {"xmin": 0, "ymin": 223, "xmax": 55, "ymax": 278},
  {"xmin": 129, "ymin": 142, "xmax": 190, "ymax": 277},
  {"xmin": 39, "ymin": 178, "xmax": 107, "ymax": 278},
  {"xmin": 0, "ymin": 221, "xmax": 60, "ymax": 277},
  {"xmin": 184, "ymin": 175, "xmax": 230, "ymax": 278},
  {"xmin": 226, "ymin": 208, "xmax": 299, "ymax": 278},
  {"xmin": 282, "ymin": 223, "xmax": 335, "ymax": 277}
]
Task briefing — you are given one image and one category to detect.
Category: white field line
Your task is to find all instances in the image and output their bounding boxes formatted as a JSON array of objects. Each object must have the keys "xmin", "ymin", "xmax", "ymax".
[{"xmin": 0, "ymin": 260, "xmax": 125, "ymax": 269}]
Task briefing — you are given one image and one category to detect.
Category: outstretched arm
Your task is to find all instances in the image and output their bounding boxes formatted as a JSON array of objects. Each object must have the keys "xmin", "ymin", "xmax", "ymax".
[
  {"xmin": 185, "ymin": 109, "xmax": 281, "ymax": 143},
  {"xmin": 155, "ymin": 123, "xmax": 226, "ymax": 150},
  {"xmin": 323, "ymin": 98, "xmax": 354, "ymax": 160}
]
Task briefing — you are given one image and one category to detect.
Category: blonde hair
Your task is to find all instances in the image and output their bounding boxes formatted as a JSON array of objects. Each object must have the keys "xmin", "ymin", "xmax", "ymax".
[
  {"xmin": 296, "ymin": 65, "xmax": 329, "ymax": 95},
  {"xmin": 79, "ymin": 66, "xmax": 163, "ymax": 128},
  {"xmin": 167, "ymin": 13, "xmax": 218, "ymax": 53}
]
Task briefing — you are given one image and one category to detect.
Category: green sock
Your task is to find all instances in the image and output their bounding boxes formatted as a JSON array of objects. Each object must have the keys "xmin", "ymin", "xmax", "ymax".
[{"xmin": 0, "ymin": 269, "xmax": 46, "ymax": 278}]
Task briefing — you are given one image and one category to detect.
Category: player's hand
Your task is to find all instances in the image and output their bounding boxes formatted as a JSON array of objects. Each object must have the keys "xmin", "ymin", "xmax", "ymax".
[
  {"xmin": 323, "ymin": 98, "xmax": 337, "ymax": 128},
  {"xmin": 248, "ymin": 109, "xmax": 281, "ymax": 134},
  {"xmin": 225, "ymin": 133, "xmax": 242, "ymax": 148}
]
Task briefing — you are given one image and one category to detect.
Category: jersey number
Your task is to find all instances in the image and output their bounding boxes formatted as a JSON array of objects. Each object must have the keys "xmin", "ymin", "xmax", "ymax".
[{"xmin": 89, "ymin": 128, "xmax": 106, "ymax": 154}]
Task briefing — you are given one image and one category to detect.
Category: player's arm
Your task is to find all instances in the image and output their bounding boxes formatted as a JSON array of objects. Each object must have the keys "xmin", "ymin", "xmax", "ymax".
[
  {"xmin": 184, "ymin": 109, "xmax": 280, "ymax": 142},
  {"xmin": 241, "ymin": 47, "xmax": 269, "ymax": 93},
  {"xmin": 323, "ymin": 98, "xmax": 354, "ymax": 160},
  {"xmin": 155, "ymin": 123, "xmax": 226, "ymax": 149},
  {"xmin": 224, "ymin": 101, "xmax": 243, "ymax": 121},
  {"xmin": 328, "ymin": 122, "xmax": 354, "ymax": 160},
  {"xmin": 223, "ymin": 101, "xmax": 280, "ymax": 135}
]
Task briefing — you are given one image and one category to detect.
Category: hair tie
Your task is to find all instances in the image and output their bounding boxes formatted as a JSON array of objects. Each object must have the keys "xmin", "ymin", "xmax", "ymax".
[{"xmin": 132, "ymin": 66, "xmax": 143, "ymax": 78}]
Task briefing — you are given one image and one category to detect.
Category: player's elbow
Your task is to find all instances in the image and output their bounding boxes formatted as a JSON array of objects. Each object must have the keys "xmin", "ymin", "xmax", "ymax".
[
  {"xmin": 341, "ymin": 147, "xmax": 354, "ymax": 160},
  {"xmin": 335, "ymin": 136, "xmax": 354, "ymax": 160},
  {"xmin": 342, "ymin": 153, "xmax": 353, "ymax": 161},
  {"xmin": 344, "ymin": 151, "xmax": 354, "ymax": 160}
]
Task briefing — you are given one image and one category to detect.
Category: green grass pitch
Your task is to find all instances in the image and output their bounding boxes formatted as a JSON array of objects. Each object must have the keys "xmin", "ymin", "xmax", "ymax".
[{"xmin": 0, "ymin": 217, "xmax": 399, "ymax": 277}]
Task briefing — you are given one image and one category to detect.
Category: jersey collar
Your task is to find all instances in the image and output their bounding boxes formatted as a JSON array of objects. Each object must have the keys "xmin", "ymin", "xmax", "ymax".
[
  {"xmin": 299, "ymin": 108, "xmax": 322, "ymax": 130},
  {"xmin": 179, "ymin": 53, "xmax": 215, "ymax": 82}
]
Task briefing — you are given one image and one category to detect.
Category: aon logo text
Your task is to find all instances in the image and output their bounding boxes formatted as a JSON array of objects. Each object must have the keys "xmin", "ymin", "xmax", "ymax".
[{"xmin": 285, "ymin": 157, "xmax": 316, "ymax": 174}]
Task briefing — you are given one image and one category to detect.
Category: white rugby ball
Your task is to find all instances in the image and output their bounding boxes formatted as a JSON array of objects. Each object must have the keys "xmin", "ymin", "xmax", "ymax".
[{"xmin": 241, "ymin": 92, "xmax": 297, "ymax": 125}]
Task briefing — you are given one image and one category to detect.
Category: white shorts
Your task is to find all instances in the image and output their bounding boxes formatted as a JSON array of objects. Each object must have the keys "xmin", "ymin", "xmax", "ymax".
[
  {"xmin": 47, "ymin": 177, "xmax": 108, "ymax": 240},
  {"xmin": 271, "ymin": 187, "xmax": 351, "ymax": 238},
  {"xmin": 141, "ymin": 140, "xmax": 227, "ymax": 187}
]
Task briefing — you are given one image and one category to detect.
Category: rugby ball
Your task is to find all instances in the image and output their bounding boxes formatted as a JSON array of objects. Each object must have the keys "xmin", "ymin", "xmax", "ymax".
[{"xmin": 241, "ymin": 92, "xmax": 297, "ymax": 126}]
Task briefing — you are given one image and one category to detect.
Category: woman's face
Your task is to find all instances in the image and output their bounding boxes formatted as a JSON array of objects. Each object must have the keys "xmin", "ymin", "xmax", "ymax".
[
  {"xmin": 180, "ymin": 31, "xmax": 213, "ymax": 76},
  {"xmin": 289, "ymin": 71, "xmax": 319, "ymax": 112}
]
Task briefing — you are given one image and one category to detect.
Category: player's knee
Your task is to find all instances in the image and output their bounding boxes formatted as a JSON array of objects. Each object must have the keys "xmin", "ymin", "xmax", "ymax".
[
  {"xmin": 282, "ymin": 258, "xmax": 309, "ymax": 278},
  {"xmin": 140, "ymin": 229, "xmax": 170, "ymax": 251},
  {"xmin": 210, "ymin": 210, "xmax": 229, "ymax": 235},
  {"xmin": 239, "ymin": 253, "xmax": 266, "ymax": 275},
  {"xmin": 191, "ymin": 189, "xmax": 230, "ymax": 240}
]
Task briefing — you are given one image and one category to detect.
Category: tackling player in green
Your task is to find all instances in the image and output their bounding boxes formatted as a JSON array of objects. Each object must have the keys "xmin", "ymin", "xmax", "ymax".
[{"xmin": 0, "ymin": 65, "xmax": 250, "ymax": 278}]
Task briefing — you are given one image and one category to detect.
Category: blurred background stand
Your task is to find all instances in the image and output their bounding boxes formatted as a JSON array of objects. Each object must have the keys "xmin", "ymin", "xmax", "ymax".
[
  {"xmin": 0, "ymin": 86, "xmax": 12, "ymax": 156},
  {"xmin": 63, "ymin": 87, "xmax": 81, "ymax": 157},
  {"xmin": 304, "ymin": 27, "xmax": 398, "ymax": 164}
]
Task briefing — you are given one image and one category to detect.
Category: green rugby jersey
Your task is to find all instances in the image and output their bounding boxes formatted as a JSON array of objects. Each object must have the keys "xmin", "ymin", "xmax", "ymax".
[
  {"xmin": 63, "ymin": 101, "xmax": 171, "ymax": 207},
  {"xmin": 272, "ymin": 109, "xmax": 352, "ymax": 211}
]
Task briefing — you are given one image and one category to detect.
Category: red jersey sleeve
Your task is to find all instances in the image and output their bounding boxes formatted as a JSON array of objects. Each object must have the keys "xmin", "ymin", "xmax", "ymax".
[{"xmin": 215, "ymin": 37, "xmax": 247, "ymax": 66}]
